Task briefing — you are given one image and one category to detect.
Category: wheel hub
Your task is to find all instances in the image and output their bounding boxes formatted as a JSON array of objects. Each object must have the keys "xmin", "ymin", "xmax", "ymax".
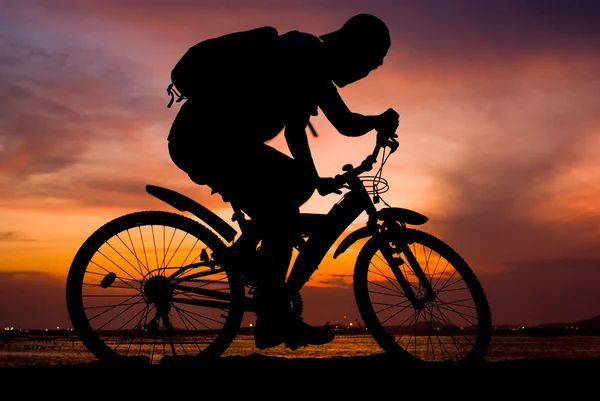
[
  {"xmin": 413, "ymin": 292, "xmax": 436, "ymax": 310},
  {"xmin": 144, "ymin": 275, "xmax": 174, "ymax": 304}
]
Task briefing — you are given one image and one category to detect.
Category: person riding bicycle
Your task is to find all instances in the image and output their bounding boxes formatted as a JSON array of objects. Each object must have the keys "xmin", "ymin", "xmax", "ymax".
[{"xmin": 167, "ymin": 13, "xmax": 400, "ymax": 350}]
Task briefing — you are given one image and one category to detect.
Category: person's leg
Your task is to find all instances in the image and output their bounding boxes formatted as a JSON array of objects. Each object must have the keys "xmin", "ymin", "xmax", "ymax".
[
  {"xmin": 169, "ymin": 138, "xmax": 333, "ymax": 348},
  {"xmin": 169, "ymin": 137, "xmax": 309, "ymax": 290},
  {"xmin": 220, "ymin": 145, "xmax": 327, "ymax": 348},
  {"xmin": 215, "ymin": 143, "xmax": 313, "ymax": 303}
]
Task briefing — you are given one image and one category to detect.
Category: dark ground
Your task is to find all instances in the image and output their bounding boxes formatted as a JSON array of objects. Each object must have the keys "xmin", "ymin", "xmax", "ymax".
[{"xmin": 1, "ymin": 354, "xmax": 597, "ymax": 395}]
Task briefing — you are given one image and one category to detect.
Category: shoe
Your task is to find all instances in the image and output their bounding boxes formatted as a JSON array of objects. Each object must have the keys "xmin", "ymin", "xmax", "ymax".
[
  {"xmin": 284, "ymin": 319, "xmax": 335, "ymax": 351},
  {"xmin": 254, "ymin": 314, "xmax": 288, "ymax": 349},
  {"xmin": 253, "ymin": 287, "xmax": 294, "ymax": 349}
]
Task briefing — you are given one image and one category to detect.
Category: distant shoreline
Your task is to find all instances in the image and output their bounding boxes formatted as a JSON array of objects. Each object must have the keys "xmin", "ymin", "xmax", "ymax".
[{"xmin": 3, "ymin": 329, "xmax": 600, "ymax": 342}]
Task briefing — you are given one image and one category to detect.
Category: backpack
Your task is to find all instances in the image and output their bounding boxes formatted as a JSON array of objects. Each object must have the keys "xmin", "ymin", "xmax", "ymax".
[{"xmin": 166, "ymin": 26, "xmax": 279, "ymax": 108}]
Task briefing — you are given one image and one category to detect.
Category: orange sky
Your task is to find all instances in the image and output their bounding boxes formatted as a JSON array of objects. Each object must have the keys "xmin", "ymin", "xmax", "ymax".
[{"xmin": 1, "ymin": 0, "xmax": 600, "ymax": 329}]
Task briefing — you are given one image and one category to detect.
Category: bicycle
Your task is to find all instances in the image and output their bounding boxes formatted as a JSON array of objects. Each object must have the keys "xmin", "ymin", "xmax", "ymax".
[{"xmin": 66, "ymin": 123, "xmax": 492, "ymax": 365}]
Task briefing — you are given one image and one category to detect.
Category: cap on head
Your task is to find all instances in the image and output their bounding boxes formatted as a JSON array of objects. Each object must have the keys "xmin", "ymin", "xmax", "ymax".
[
  {"xmin": 320, "ymin": 14, "xmax": 391, "ymax": 87},
  {"xmin": 321, "ymin": 13, "xmax": 391, "ymax": 56}
]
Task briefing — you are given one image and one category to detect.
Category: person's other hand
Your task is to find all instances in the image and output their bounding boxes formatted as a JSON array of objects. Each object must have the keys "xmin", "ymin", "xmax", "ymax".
[{"xmin": 317, "ymin": 177, "xmax": 343, "ymax": 196}]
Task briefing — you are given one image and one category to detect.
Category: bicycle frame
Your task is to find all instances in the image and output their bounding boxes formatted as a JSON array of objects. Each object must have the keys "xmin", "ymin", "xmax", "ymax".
[
  {"xmin": 145, "ymin": 142, "xmax": 436, "ymax": 312},
  {"xmin": 293, "ymin": 157, "xmax": 431, "ymax": 289}
]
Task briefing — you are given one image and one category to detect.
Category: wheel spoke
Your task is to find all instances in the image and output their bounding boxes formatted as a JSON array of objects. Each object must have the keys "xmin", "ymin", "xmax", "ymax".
[
  {"xmin": 355, "ymin": 228, "xmax": 491, "ymax": 363},
  {"xmin": 67, "ymin": 211, "xmax": 244, "ymax": 364}
]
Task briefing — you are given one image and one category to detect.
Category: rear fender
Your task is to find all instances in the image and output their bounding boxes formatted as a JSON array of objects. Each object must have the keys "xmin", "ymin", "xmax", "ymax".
[{"xmin": 146, "ymin": 185, "xmax": 237, "ymax": 243}]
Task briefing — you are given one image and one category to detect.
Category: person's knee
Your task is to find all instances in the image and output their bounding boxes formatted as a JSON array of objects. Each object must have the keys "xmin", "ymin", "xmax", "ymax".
[
  {"xmin": 297, "ymin": 183, "xmax": 316, "ymax": 205},
  {"xmin": 291, "ymin": 175, "xmax": 317, "ymax": 206}
]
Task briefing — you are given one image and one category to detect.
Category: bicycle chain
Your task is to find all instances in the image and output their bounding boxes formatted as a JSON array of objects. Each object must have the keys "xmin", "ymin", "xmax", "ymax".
[
  {"xmin": 174, "ymin": 273, "xmax": 304, "ymax": 317},
  {"xmin": 178, "ymin": 277, "xmax": 229, "ymax": 285}
]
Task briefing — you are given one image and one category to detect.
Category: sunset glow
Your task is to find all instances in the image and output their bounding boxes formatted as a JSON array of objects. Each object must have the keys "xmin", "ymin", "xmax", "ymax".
[{"xmin": 1, "ymin": 0, "xmax": 600, "ymax": 329}]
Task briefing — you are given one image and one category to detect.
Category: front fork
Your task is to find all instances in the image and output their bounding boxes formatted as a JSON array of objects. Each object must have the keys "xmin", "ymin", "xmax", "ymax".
[{"xmin": 379, "ymin": 222, "xmax": 436, "ymax": 309}]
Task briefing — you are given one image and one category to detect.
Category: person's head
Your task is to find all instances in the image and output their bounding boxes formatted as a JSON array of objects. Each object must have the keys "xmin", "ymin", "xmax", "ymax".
[{"xmin": 320, "ymin": 14, "xmax": 391, "ymax": 87}]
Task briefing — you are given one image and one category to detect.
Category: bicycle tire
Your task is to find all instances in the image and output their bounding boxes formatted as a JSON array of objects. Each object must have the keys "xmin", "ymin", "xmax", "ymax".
[
  {"xmin": 66, "ymin": 210, "xmax": 245, "ymax": 364},
  {"xmin": 353, "ymin": 228, "xmax": 491, "ymax": 364}
]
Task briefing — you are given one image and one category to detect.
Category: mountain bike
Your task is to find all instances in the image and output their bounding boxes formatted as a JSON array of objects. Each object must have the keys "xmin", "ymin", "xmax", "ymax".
[{"xmin": 66, "ymin": 124, "xmax": 492, "ymax": 365}]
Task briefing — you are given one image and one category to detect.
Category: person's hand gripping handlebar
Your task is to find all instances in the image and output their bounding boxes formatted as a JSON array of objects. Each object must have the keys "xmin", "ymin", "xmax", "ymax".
[{"xmin": 376, "ymin": 108, "xmax": 399, "ymax": 153}]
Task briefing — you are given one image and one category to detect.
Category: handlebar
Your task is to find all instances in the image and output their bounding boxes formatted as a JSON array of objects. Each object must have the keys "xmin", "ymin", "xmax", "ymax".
[{"xmin": 318, "ymin": 130, "xmax": 398, "ymax": 196}]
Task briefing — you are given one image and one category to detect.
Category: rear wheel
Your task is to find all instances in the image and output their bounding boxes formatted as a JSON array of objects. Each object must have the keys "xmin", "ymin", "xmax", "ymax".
[
  {"xmin": 353, "ymin": 228, "xmax": 491, "ymax": 364},
  {"xmin": 66, "ymin": 211, "xmax": 245, "ymax": 364}
]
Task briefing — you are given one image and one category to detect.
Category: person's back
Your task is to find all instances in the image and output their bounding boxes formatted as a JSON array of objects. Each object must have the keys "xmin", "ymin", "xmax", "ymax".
[
  {"xmin": 167, "ymin": 14, "xmax": 400, "ymax": 350},
  {"xmin": 168, "ymin": 29, "xmax": 332, "ymax": 146}
]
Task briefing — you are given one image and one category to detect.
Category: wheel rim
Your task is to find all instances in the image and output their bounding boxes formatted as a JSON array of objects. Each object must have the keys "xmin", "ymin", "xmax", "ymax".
[
  {"xmin": 67, "ymin": 212, "xmax": 243, "ymax": 364},
  {"xmin": 356, "ymin": 229, "xmax": 490, "ymax": 363}
]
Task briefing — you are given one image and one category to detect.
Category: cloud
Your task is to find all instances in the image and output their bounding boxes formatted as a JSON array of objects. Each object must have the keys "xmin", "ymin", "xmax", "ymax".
[
  {"xmin": 304, "ymin": 256, "xmax": 600, "ymax": 327},
  {"xmin": 1, "ymin": 260, "xmax": 596, "ymax": 332},
  {"xmin": 0, "ymin": 232, "xmax": 35, "ymax": 242},
  {"xmin": 0, "ymin": 270, "xmax": 71, "ymax": 329},
  {"xmin": 17, "ymin": 0, "xmax": 599, "ymax": 59},
  {"xmin": 0, "ymin": 268, "xmax": 360, "ymax": 329},
  {"xmin": 420, "ymin": 65, "xmax": 600, "ymax": 264},
  {"xmin": 0, "ymin": 36, "xmax": 90, "ymax": 181},
  {"xmin": 478, "ymin": 258, "xmax": 600, "ymax": 326},
  {"xmin": 1, "ymin": 0, "xmax": 600, "ymax": 329},
  {"xmin": 0, "ymin": 27, "xmax": 189, "ymax": 211},
  {"xmin": 300, "ymin": 286, "xmax": 360, "ymax": 325}
]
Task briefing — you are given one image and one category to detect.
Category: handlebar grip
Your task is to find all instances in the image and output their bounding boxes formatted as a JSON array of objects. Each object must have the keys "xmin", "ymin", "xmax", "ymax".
[
  {"xmin": 333, "ymin": 173, "xmax": 346, "ymax": 186},
  {"xmin": 376, "ymin": 108, "xmax": 400, "ymax": 147},
  {"xmin": 317, "ymin": 176, "xmax": 345, "ymax": 196}
]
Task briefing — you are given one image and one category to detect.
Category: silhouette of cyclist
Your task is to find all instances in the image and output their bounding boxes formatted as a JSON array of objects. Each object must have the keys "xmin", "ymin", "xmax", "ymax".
[{"xmin": 167, "ymin": 14, "xmax": 399, "ymax": 350}]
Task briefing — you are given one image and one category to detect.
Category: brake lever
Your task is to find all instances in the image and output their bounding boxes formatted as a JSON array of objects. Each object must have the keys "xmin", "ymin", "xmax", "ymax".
[{"xmin": 388, "ymin": 137, "xmax": 399, "ymax": 153}]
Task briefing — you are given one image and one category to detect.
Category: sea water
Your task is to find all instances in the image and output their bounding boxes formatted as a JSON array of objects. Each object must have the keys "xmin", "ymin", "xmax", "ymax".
[{"xmin": 2, "ymin": 333, "xmax": 600, "ymax": 368}]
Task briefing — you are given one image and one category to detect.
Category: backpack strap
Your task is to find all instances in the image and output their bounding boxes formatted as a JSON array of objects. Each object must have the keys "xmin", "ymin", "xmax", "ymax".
[{"xmin": 166, "ymin": 83, "xmax": 186, "ymax": 108}]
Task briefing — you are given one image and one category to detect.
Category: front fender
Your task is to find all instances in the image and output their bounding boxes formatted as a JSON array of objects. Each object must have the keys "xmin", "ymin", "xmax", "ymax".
[
  {"xmin": 333, "ymin": 207, "xmax": 429, "ymax": 258},
  {"xmin": 379, "ymin": 207, "xmax": 429, "ymax": 226},
  {"xmin": 333, "ymin": 225, "xmax": 379, "ymax": 259}
]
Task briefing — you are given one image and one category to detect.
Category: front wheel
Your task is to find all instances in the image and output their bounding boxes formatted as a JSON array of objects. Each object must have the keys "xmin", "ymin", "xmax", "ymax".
[
  {"xmin": 353, "ymin": 228, "xmax": 491, "ymax": 364},
  {"xmin": 66, "ymin": 211, "xmax": 245, "ymax": 364}
]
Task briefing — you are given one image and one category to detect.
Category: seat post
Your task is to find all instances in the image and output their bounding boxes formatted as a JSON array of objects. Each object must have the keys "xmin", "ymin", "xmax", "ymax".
[
  {"xmin": 230, "ymin": 202, "xmax": 246, "ymax": 224},
  {"xmin": 229, "ymin": 202, "xmax": 261, "ymax": 251}
]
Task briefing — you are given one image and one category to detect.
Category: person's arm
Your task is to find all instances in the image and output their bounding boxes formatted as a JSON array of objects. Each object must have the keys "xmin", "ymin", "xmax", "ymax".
[
  {"xmin": 284, "ymin": 112, "xmax": 319, "ymax": 182},
  {"xmin": 318, "ymin": 83, "xmax": 398, "ymax": 137},
  {"xmin": 285, "ymin": 113, "xmax": 344, "ymax": 196}
]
